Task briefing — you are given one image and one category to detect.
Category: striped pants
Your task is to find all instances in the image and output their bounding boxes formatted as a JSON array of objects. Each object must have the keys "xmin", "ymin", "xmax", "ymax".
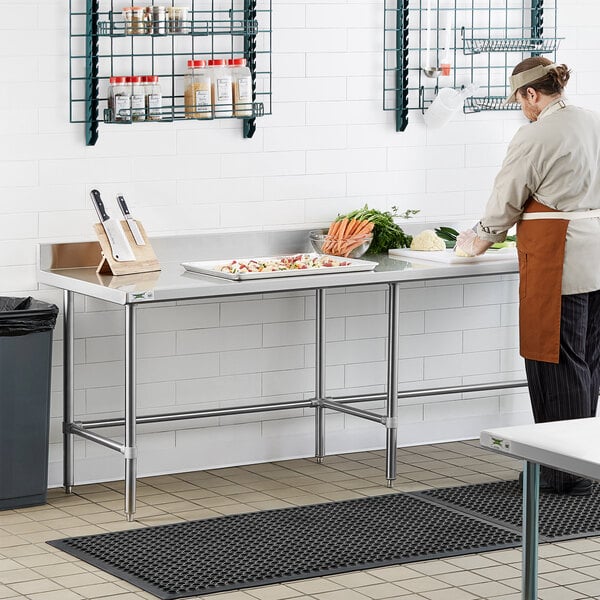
[{"xmin": 525, "ymin": 290, "xmax": 600, "ymax": 492}]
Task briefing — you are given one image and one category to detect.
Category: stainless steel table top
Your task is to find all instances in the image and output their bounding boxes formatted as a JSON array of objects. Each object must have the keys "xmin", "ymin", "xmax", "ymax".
[{"xmin": 38, "ymin": 229, "xmax": 519, "ymax": 305}]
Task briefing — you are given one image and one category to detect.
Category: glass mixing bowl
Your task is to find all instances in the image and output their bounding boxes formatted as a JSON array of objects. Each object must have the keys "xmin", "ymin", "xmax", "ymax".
[{"xmin": 309, "ymin": 230, "xmax": 373, "ymax": 259}]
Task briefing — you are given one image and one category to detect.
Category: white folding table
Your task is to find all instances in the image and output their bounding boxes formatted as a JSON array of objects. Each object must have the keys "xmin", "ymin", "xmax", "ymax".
[{"xmin": 481, "ymin": 417, "xmax": 600, "ymax": 600}]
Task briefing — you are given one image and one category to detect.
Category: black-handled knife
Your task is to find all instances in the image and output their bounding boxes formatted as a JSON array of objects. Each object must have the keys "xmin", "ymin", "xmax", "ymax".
[
  {"xmin": 116, "ymin": 194, "xmax": 146, "ymax": 246},
  {"xmin": 90, "ymin": 189, "xmax": 136, "ymax": 261}
]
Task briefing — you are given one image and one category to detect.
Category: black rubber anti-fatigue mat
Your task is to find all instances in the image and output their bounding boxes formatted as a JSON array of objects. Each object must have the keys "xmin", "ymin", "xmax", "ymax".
[
  {"xmin": 48, "ymin": 493, "xmax": 521, "ymax": 600},
  {"xmin": 416, "ymin": 479, "xmax": 600, "ymax": 541}
]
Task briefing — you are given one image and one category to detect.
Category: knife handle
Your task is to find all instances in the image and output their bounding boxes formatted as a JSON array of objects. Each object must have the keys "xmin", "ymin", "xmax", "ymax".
[
  {"xmin": 90, "ymin": 189, "xmax": 109, "ymax": 222},
  {"xmin": 117, "ymin": 194, "xmax": 131, "ymax": 218}
]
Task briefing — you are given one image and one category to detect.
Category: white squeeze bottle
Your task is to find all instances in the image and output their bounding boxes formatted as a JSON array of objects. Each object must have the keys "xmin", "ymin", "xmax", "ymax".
[
  {"xmin": 230, "ymin": 57, "xmax": 253, "ymax": 117},
  {"xmin": 423, "ymin": 83, "xmax": 478, "ymax": 129},
  {"xmin": 208, "ymin": 58, "xmax": 233, "ymax": 117}
]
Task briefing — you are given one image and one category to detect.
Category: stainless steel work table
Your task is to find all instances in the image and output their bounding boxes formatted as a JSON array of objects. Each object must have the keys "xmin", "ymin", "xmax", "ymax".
[
  {"xmin": 38, "ymin": 229, "xmax": 523, "ymax": 521},
  {"xmin": 481, "ymin": 418, "xmax": 600, "ymax": 600}
]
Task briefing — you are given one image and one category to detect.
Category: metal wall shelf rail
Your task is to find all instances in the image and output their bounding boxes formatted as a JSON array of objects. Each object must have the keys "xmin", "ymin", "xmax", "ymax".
[
  {"xmin": 98, "ymin": 15, "xmax": 259, "ymax": 37},
  {"xmin": 103, "ymin": 101, "xmax": 264, "ymax": 123},
  {"xmin": 383, "ymin": 0, "xmax": 559, "ymax": 129},
  {"xmin": 69, "ymin": 0, "xmax": 272, "ymax": 145}
]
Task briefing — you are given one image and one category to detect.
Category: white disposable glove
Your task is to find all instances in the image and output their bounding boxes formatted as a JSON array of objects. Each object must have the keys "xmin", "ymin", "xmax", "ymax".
[{"xmin": 455, "ymin": 228, "xmax": 491, "ymax": 257}]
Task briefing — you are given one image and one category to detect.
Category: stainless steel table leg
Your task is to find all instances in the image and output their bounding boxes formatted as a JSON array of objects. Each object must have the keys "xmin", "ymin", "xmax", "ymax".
[
  {"xmin": 315, "ymin": 288, "xmax": 326, "ymax": 463},
  {"xmin": 386, "ymin": 282, "xmax": 400, "ymax": 486},
  {"xmin": 124, "ymin": 304, "xmax": 137, "ymax": 521},
  {"xmin": 63, "ymin": 290, "xmax": 75, "ymax": 494},
  {"xmin": 522, "ymin": 461, "xmax": 540, "ymax": 600}
]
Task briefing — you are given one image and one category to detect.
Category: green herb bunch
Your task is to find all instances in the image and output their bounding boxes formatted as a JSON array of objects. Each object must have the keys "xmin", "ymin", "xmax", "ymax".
[{"xmin": 335, "ymin": 205, "xmax": 416, "ymax": 254}]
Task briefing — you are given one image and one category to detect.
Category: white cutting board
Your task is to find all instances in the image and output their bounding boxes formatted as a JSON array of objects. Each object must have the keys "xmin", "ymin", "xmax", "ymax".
[{"xmin": 388, "ymin": 248, "xmax": 517, "ymax": 264}]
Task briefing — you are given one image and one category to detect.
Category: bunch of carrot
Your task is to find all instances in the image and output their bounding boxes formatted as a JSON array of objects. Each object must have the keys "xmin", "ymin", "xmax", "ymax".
[{"xmin": 321, "ymin": 217, "xmax": 374, "ymax": 257}]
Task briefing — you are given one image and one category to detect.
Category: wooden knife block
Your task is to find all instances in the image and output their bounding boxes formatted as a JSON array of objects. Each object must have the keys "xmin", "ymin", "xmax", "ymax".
[{"xmin": 94, "ymin": 221, "xmax": 160, "ymax": 276}]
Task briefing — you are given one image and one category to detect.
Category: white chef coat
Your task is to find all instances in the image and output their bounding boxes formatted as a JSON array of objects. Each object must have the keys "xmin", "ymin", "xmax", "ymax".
[{"xmin": 476, "ymin": 97, "xmax": 600, "ymax": 294}]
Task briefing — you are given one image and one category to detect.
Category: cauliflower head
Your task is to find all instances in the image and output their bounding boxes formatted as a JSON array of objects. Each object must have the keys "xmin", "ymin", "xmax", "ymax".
[{"xmin": 410, "ymin": 229, "xmax": 446, "ymax": 252}]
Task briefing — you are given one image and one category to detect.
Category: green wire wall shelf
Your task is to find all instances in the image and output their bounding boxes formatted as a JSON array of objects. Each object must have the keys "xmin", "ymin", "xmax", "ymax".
[
  {"xmin": 69, "ymin": 0, "xmax": 272, "ymax": 146},
  {"xmin": 383, "ymin": 0, "xmax": 561, "ymax": 131}
]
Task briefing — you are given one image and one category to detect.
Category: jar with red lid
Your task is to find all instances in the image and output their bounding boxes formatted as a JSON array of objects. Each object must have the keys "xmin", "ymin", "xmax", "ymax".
[
  {"xmin": 108, "ymin": 76, "xmax": 130, "ymax": 121},
  {"xmin": 130, "ymin": 75, "xmax": 146, "ymax": 121},
  {"xmin": 230, "ymin": 57, "xmax": 252, "ymax": 117},
  {"xmin": 184, "ymin": 59, "xmax": 212, "ymax": 119},
  {"xmin": 145, "ymin": 75, "xmax": 163, "ymax": 120},
  {"xmin": 207, "ymin": 58, "xmax": 232, "ymax": 117}
]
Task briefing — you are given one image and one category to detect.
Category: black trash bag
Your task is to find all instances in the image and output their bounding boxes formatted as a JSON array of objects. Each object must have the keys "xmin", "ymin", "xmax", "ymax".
[{"xmin": 0, "ymin": 296, "xmax": 59, "ymax": 336}]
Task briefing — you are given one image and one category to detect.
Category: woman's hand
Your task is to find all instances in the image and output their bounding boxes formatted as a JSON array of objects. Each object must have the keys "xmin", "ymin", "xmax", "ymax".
[{"xmin": 455, "ymin": 229, "xmax": 494, "ymax": 256}]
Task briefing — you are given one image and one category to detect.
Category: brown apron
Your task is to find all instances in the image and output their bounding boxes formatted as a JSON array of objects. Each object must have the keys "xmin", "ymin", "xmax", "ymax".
[{"xmin": 516, "ymin": 199, "xmax": 569, "ymax": 364}]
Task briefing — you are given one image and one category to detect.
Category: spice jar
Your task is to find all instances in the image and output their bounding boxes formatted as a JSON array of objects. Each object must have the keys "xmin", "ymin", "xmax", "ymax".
[
  {"xmin": 229, "ymin": 57, "xmax": 253, "ymax": 117},
  {"xmin": 129, "ymin": 76, "xmax": 146, "ymax": 121},
  {"xmin": 152, "ymin": 6, "xmax": 167, "ymax": 35},
  {"xmin": 167, "ymin": 6, "xmax": 188, "ymax": 33},
  {"xmin": 122, "ymin": 7, "xmax": 133, "ymax": 35},
  {"xmin": 184, "ymin": 59, "xmax": 212, "ymax": 119},
  {"xmin": 145, "ymin": 75, "xmax": 163, "ymax": 120},
  {"xmin": 143, "ymin": 6, "xmax": 153, "ymax": 34},
  {"xmin": 130, "ymin": 6, "xmax": 144, "ymax": 34},
  {"xmin": 108, "ymin": 76, "xmax": 131, "ymax": 121},
  {"xmin": 207, "ymin": 58, "xmax": 233, "ymax": 118}
]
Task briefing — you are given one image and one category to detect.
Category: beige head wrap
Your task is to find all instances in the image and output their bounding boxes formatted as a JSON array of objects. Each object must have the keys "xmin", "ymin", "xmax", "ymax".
[{"xmin": 503, "ymin": 63, "xmax": 558, "ymax": 105}]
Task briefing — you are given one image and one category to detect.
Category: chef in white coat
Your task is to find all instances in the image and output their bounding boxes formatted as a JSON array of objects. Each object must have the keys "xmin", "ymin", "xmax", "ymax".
[{"xmin": 456, "ymin": 56, "xmax": 600, "ymax": 496}]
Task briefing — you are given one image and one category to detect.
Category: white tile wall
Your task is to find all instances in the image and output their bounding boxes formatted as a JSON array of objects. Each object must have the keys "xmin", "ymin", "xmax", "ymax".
[{"xmin": 1, "ymin": 0, "xmax": 592, "ymax": 486}]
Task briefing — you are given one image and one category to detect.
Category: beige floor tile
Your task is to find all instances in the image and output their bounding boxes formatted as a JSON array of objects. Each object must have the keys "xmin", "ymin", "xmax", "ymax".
[
  {"xmin": 0, "ymin": 584, "xmax": 20, "ymax": 599},
  {"xmin": 473, "ymin": 564, "xmax": 522, "ymax": 581},
  {"xmin": 485, "ymin": 549, "xmax": 522, "ymax": 565},
  {"xmin": 311, "ymin": 590, "xmax": 371, "ymax": 600},
  {"xmin": 444, "ymin": 555, "xmax": 500, "ymax": 570},
  {"xmin": 577, "ymin": 563, "xmax": 600, "ymax": 578},
  {"xmin": 461, "ymin": 581, "xmax": 517, "ymax": 597},
  {"xmin": 0, "ymin": 536, "xmax": 28, "ymax": 550},
  {"xmin": 247, "ymin": 500, "xmax": 295, "ymax": 510},
  {"xmin": 434, "ymin": 571, "xmax": 488, "ymax": 586},
  {"xmin": 70, "ymin": 581, "xmax": 131, "ymax": 598},
  {"xmin": 316, "ymin": 490, "xmax": 366, "ymax": 502},
  {"xmin": 197, "ymin": 590, "xmax": 259, "ymax": 599},
  {"xmin": 213, "ymin": 504, "xmax": 258, "ymax": 516},
  {"xmin": 1, "ymin": 545, "xmax": 48, "ymax": 559},
  {"xmin": 23, "ymin": 590, "xmax": 85, "ymax": 600},
  {"xmin": 57, "ymin": 525, "xmax": 115, "ymax": 537},
  {"xmin": 537, "ymin": 586, "xmax": 586, "ymax": 600},
  {"xmin": 548, "ymin": 554, "xmax": 599, "ymax": 569},
  {"xmin": 0, "ymin": 568, "xmax": 43, "ymax": 585},
  {"xmin": 352, "ymin": 582, "xmax": 412, "ymax": 599},
  {"xmin": 421, "ymin": 588, "xmax": 480, "ymax": 600},
  {"xmin": 198, "ymin": 496, "xmax": 240, "ymax": 509},
  {"xmin": 0, "ymin": 561, "xmax": 21, "ymax": 573},
  {"xmin": 281, "ymin": 495, "xmax": 330, "ymax": 506},
  {"xmin": 368, "ymin": 566, "xmax": 423, "ymax": 583},
  {"xmin": 558, "ymin": 539, "xmax": 600, "ymax": 553},
  {"xmin": 407, "ymin": 561, "xmax": 460, "ymax": 577},
  {"xmin": 34, "ymin": 563, "xmax": 90, "ymax": 578},
  {"xmin": 568, "ymin": 579, "xmax": 600, "ymax": 598},
  {"xmin": 397, "ymin": 577, "xmax": 449, "ymax": 594},
  {"xmin": 287, "ymin": 579, "xmax": 342, "ymax": 594},
  {"xmin": 8, "ymin": 577, "xmax": 62, "ymax": 595},
  {"xmin": 325, "ymin": 572, "xmax": 384, "ymax": 588},
  {"xmin": 51, "ymin": 573, "xmax": 107, "ymax": 588},
  {"xmin": 246, "ymin": 584, "xmax": 305, "ymax": 599},
  {"xmin": 540, "ymin": 568, "xmax": 595, "ymax": 586}
]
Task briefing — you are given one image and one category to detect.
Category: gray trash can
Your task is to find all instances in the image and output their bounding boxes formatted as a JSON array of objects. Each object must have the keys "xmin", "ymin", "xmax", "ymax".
[{"xmin": 0, "ymin": 296, "xmax": 59, "ymax": 510}]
